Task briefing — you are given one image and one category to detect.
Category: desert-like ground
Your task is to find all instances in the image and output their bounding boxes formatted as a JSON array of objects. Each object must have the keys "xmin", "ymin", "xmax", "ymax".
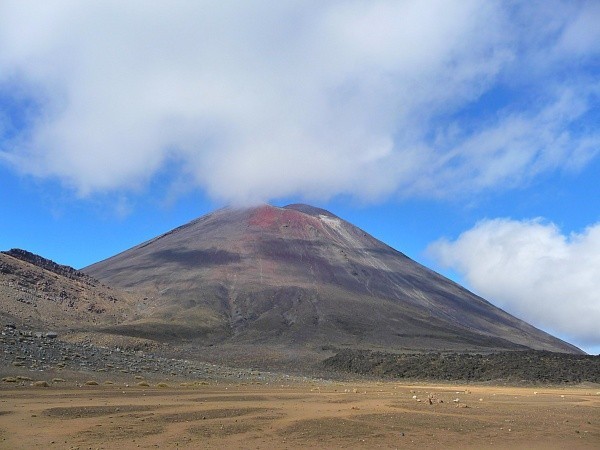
[{"xmin": 1, "ymin": 380, "xmax": 598, "ymax": 449}]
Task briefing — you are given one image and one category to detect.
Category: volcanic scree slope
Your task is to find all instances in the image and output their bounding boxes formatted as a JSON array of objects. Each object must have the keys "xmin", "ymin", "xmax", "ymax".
[{"xmin": 84, "ymin": 204, "xmax": 580, "ymax": 356}]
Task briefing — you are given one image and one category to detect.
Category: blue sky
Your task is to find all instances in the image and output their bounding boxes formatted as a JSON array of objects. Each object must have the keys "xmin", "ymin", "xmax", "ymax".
[{"xmin": 1, "ymin": 1, "xmax": 599, "ymax": 354}]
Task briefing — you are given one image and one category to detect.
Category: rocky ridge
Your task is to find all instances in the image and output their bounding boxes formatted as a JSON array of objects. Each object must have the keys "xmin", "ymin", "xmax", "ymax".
[
  {"xmin": 2, "ymin": 249, "xmax": 99, "ymax": 286},
  {"xmin": 0, "ymin": 250, "xmax": 135, "ymax": 331}
]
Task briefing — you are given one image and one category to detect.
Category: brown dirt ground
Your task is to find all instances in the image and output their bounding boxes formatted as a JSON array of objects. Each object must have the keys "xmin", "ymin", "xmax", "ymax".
[{"xmin": 0, "ymin": 381, "xmax": 598, "ymax": 449}]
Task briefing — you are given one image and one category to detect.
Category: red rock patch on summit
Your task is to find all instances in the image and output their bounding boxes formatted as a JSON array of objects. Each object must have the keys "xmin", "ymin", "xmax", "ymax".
[{"xmin": 248, "ymin": 205, "xmax": 324, "ymax": 236}]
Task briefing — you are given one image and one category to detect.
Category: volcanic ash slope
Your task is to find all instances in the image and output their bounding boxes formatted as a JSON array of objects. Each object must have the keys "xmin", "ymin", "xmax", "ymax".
[{"xmin": 84, "ymin": 204, "xmax": 581, "ymax": 359}]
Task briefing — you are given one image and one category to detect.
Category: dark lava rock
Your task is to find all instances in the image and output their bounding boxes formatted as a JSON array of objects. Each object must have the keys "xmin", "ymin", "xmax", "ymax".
[{"xmin": 322, "ymin": 349, "xmax": 600, "ymax": 383}]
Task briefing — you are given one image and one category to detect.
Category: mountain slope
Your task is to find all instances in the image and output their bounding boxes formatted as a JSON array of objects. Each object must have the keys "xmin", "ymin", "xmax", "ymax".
[
  {"xmin": 0, "ymin": 249, "xmax": 135, "ymax": 331},
  {"xmin": 84, "ymin": 204, "xmax": 581, "ymax": 356}
]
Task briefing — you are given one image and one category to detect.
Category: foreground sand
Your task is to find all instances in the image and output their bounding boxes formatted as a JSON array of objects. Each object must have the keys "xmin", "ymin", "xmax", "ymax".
[{"xmin": 1, "ymin": 381, "xmax": 598, "ymax": 449}]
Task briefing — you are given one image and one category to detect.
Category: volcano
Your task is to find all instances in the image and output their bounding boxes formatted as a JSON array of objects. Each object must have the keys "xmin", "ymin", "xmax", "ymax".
[{"xmin": 84, "ymin": 204, "xmax": 580, "ymax": 362}]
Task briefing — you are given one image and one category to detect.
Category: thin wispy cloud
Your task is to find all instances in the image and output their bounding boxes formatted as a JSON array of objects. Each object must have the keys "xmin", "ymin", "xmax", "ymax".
[
  {"xmin": 0, "ymin": 1, "xmax": 597, "ymax": 204},
  {"xmin": 428, "ymin": 219, "xmax": 600, "ymax": 348}
]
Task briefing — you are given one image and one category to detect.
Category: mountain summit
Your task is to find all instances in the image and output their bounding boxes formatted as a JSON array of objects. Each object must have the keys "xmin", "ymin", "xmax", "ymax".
[{"xmin": 84, "ymin": 204, "xmax": 580, "ymax": 361}]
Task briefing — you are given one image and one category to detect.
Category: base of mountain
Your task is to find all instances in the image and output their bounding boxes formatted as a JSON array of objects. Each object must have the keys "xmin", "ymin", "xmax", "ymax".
[{"xmin": 3, "ymin": 319, "xmax": 599, "ymax": 385}]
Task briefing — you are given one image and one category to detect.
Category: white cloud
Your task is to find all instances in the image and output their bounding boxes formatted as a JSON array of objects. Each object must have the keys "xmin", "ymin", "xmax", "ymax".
[
  {"xmin": 555, "ymin": 1, "xmax": 600, "ymax": 56},
  {"xmin": 428, "ymin": 219, "xmax": 600, "ymax": 349},
  {"xmin": 0, "ymin": 1, "xmax": 598, "ymax": 204},
  {"xmin": 421, "ymin": 85, "xmax": 600, "ymax": 196}
]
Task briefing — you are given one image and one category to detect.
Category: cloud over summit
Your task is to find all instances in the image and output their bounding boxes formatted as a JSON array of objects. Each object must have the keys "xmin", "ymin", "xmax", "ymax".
[{"xmin": 0, "ymin": 1, "xmax": 598, "ymax": 204}]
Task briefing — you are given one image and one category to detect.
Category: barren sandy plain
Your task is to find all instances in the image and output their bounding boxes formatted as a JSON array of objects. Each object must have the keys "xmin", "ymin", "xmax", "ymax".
[{"xmin": 1, "ymin": 378, "xmax": 599, "ymax": 449}]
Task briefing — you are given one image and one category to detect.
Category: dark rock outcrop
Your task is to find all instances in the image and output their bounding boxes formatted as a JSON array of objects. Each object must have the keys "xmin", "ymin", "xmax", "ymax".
[{"xmin": 322, "ymin": 349, "xmax": 600, "ymax": 383}]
